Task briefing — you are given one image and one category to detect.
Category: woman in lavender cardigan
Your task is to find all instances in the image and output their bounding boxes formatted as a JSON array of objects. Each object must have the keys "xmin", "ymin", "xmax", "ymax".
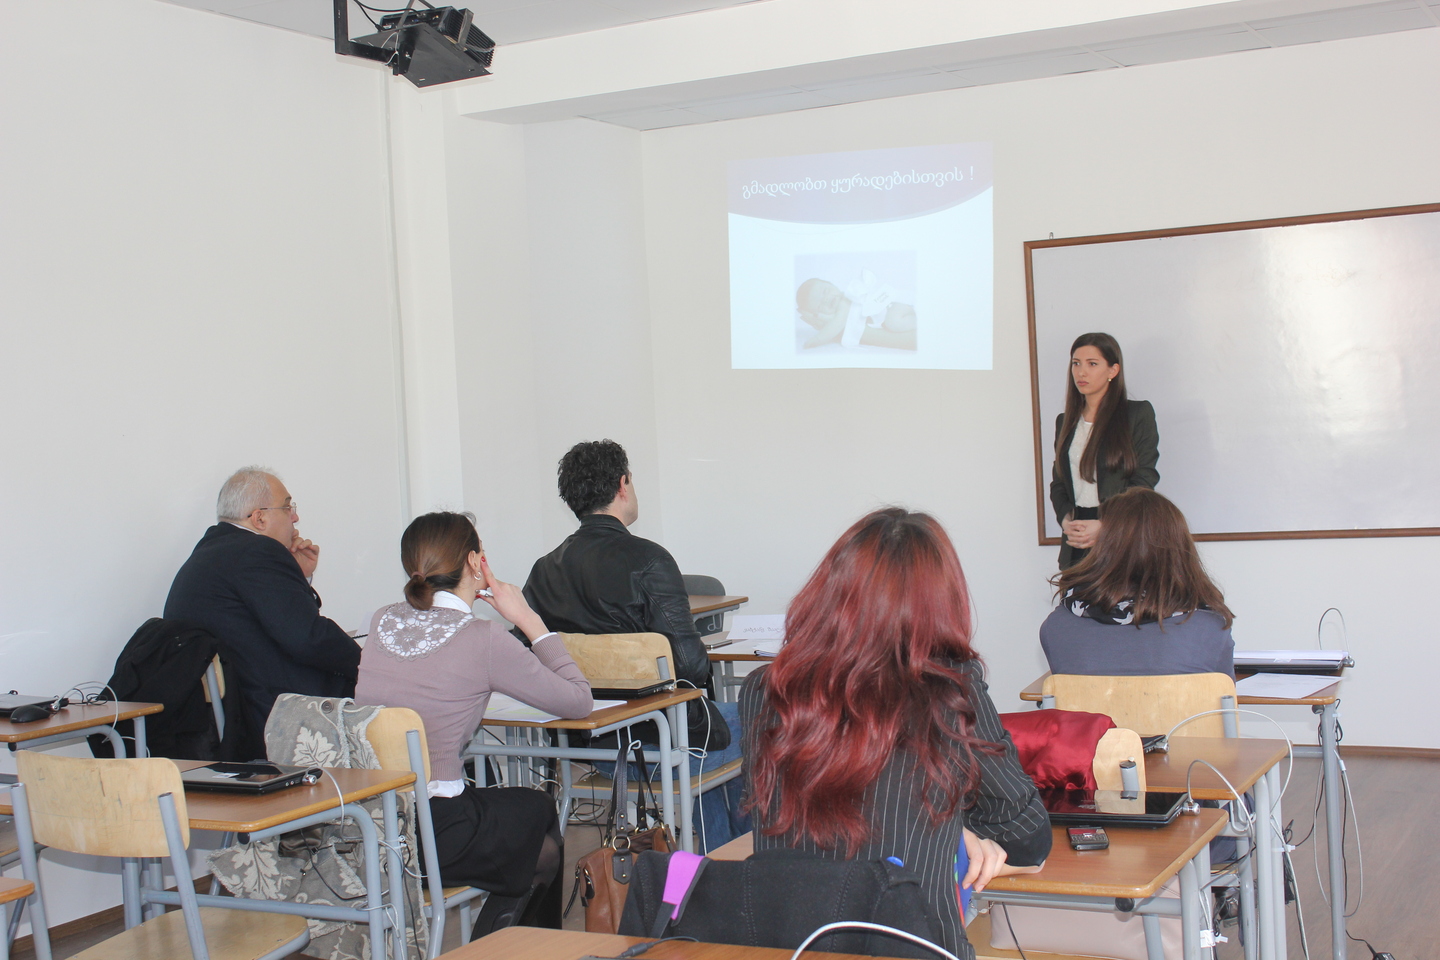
[{"xmin": 356, "ymin": 512, "xmax": 592, "ymax": 937}]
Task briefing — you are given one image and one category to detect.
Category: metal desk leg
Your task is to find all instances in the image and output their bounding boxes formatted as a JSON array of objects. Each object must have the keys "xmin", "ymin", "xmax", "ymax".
[
  {"xmin": 120, "ymin": 859, "xmax": 142, "ymax": 929},
  {"xmin": 132, "ymin": 715, "xmax": 148, "ymax": 758},
  {"xmin": 1253, "ymin": 774, "xmax": 1277, "ymax": 960},
  {"xmin": 1265, "ymin": 767, "xmax": 1288, "ymax": 960},
  {"xmin": 142, "ymin": 860, "xmax": 164, "ymax": 921},
  {"xmin": 720, "ymin": 662, "xmax": 735, "ymax": 703},
  {"xmin": 1142, "ymin": 914, "xmax": 1164, "ymax": 960},
  {"xmin": 384, "ymin": 790, "xmax": 405, "ymax": 960},
  {"xmin": 674, "ymin": 702, "xmax": 692, "ymax": 854},
  {"xmin": 1180, "ymin": 859, "xmax": 1200, "ymax": 960},
  {"xmin": 1318, "ymin": 701, "xmax": 1346, "ymax": 960},
  {"xmin": 654, "ymin": 718, "xmax": 676, "ymax": 849},
  {"xmin": 557, "ymin": 729, "xmax": 572, "ymax": 836},
  {"xmin": 8, "ymin": 785, "xmax": 51, "ymax": 960},
  {"xmin": 1237, "ymin": 830, "xmax": 1258, "ymax": 960}
]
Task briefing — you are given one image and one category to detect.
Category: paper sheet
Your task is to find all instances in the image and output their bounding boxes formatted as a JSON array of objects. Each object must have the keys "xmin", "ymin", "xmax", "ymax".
[
  {"xmin": 729, "ymin": 614, "xmax": 785, "ymax": 641},
  {"xmin": 1235, "ymin": 673, "xmax": 1340, "ymax": 699},
  {"xmin": 483, "ymin": 693, "xmax": 625, "ymax": 723},
  {"xmin": 729, "ymin": 639, "xmax": 782, "ymax": 657}
]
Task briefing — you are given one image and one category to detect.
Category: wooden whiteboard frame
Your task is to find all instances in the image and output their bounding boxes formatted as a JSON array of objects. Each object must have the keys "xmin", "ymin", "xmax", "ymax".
[{"xmin": 1025, "ymin": 201, "xmax": 1440, "ymax": 546}]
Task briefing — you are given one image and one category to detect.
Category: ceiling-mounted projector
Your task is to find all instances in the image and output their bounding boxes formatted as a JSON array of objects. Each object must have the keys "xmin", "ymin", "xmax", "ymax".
[{"xmin": 334, "ymin": 0, "xmax": 495, "ymax": 87}]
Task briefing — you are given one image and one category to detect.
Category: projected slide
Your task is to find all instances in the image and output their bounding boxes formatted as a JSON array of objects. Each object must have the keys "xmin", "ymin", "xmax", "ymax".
[{"xmin": 728, "ymin": 143, "xmax": 992, "ymax": 370}]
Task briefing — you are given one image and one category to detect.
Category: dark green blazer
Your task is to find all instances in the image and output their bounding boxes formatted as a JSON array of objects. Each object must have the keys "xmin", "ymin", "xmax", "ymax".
[{"xmin": 1050, "ymin": 399, "xmax": 1160, "ymax": 567}]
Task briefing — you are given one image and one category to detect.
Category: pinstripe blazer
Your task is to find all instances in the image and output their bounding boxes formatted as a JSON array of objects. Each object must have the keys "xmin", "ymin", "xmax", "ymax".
[{"xmin": 740, "ymin": 660, "xmax": 1051, "ymax": 959}]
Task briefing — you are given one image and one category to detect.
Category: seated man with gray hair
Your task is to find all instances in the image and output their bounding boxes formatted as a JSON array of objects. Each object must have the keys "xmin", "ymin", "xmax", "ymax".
[{"xmin": 165, "ymin": 467, "xmax": 360, "ymax": 761}]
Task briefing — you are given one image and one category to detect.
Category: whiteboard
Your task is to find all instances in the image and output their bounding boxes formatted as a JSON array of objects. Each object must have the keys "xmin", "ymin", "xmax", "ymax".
[{"xmin": 1027, "ymin": 204, "xmax": 1440, "ymax": 542}]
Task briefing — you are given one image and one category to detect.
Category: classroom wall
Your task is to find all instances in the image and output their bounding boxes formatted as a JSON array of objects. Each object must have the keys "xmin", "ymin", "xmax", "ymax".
[
  {"xmin": 448, "ymin": 117, "xmax": 668, "ymax": 580},
  {"xmin": 636, "ymin": 28, "xmax": 1440, "ymax": 748},
  {"xmin": 0, "ymin": 0, "xmax": 405, "ymax": 923}
]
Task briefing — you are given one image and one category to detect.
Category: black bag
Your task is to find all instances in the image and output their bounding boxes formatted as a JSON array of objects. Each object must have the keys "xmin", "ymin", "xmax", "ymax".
[
  {"xmin": 617, "ymin": 848, "xmax": 944, "ymax": 958},
  {"xmin": 88, "ymin": 618, "xmax": 232, "ymax": 760}
]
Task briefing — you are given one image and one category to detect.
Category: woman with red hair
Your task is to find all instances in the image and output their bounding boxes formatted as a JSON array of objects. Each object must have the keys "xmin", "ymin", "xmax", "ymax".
[{"xmin": 741, "ymin": 509, "xmax": 1050, "ymax": 957}]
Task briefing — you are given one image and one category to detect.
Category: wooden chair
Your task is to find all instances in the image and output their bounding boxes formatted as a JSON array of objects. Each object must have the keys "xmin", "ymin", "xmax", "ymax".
[
  {"xmin": 682, "ymin": 576, "xmax": 726, "ymax": 636},
  {"xmin": 12, "ymin": 752, "xmax": 309, "ymax": 960},
  {"xmin": 1092, "ymin": 727, "xmax": 1147, "ymax": 792},
  {"xmin": 1041, "ymin": 673, "xmax": 1238, "ymax": 738},
  {"xmin": 0, "ymin": 877, "xmax": 35, "ymax": 960},
  {"xmin": 368, "ymin": 708, "xmax": 486, "ymax": 959},
  {"xmin": 559, "ymin": 632, "xmax": 673, "ymax": 682}
]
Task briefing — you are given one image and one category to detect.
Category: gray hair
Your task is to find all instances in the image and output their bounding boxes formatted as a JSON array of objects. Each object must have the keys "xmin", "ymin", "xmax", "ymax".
[{"xmin": 217, "ymin": 467, "xmax": 278, "ymax": 522}]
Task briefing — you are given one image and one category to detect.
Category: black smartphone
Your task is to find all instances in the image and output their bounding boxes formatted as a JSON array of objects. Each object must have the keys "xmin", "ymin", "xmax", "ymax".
[{"xmin": 1068, "ymin": 826, "xmax": 1109, "ymax": 851}]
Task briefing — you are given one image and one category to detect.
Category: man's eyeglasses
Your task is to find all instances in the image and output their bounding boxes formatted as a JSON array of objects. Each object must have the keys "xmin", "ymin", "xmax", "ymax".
[{"xmin": 254, "ymin": 501, "xmax": 296, "ymax": 514}]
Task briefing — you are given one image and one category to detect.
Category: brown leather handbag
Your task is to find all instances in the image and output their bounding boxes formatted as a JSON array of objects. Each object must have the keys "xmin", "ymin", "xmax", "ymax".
[{"xmin": 567, "ymin": 738, "xmax": 674, "ymax": 933}]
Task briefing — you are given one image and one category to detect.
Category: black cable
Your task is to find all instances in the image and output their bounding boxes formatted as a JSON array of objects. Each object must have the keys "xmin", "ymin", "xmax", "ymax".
[
  {"xmin": 617, "ymin": 936, "xmax": 699, "ymax": 958},
  {"xmin": 999, "ymin": 904, "xmax": 1028, "ymax": 960}
]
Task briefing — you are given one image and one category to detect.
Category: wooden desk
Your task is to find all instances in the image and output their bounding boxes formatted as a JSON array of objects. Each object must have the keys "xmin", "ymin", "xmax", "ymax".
[
  {"xmin": 689, "ymin": 595, "xmax": 749, "ymax": 617},
  {"xmin": 468, "ymin": 689, "xmax": 704, "ymax": 851},
  {"xmin": 444, "ymin": 924, "xmax": 915, "ymax": 960},
  {"xmin": 1145, "ymin": 736, "xmax": 1287, "ymax": 798},
  {"xmin": 1019, "ymin": 672, "xmax": 1342, "ymax": 960},
  {"xmin": 708, "ymin": 641, "xmax": 776, "ymax": 702},
  {"xmin": 168, "ymin": 760, "xmax": 415, "ymax": 834},
  {"xmin": 0, "ymin": 701, "xmax": 163, "ymax": 758}
]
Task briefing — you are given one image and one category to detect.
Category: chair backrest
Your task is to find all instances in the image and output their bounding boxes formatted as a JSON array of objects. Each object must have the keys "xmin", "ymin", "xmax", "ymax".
[
  {"xmin": 14, "ymin": 752, "xmax": 187, "ymax": 857},
  {"xmin": 561, "ymin": 633, "xmax": 672, "ymax": 681},
  {"xmin": 368, "ymin": 707, "xmax": 432, "ymax": 785},
  {"xmin": 1042, "ymin": 673, "xmax": 1237, "ymax": 738},
  {"xmin": 1092, "ymin": 727, "xmax": 1147, "ymax": 792},
  {"xmin": 682, "ymin": 575, "xmax": 725, "ymax": 597}
]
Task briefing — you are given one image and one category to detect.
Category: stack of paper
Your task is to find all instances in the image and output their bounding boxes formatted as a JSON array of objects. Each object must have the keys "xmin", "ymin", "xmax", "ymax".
[
  {"xmin": 1234, "ymin": 674, "xmax": 1341, "ymax": 699},
  {"xmin": 483, "ymin": 693, "xmax": 625, "ymax": 723}
]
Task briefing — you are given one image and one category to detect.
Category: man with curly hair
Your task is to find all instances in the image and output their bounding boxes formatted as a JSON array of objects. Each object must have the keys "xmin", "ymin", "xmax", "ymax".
[{"xmin": 521, "ymin": 440, "xmax": 745, "ymax": 848}]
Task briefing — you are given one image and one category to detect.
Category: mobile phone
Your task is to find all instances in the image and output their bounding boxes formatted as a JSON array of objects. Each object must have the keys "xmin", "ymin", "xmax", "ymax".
[{"xmin": 1068, "ymin": 826, "xmax": 1109, "ymax": 851}]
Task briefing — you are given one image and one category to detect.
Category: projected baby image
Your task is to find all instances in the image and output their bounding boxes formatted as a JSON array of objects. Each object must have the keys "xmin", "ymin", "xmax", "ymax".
[{"xmin": 794, "ymin": 252, "xmax": 917, "ymax": 353}]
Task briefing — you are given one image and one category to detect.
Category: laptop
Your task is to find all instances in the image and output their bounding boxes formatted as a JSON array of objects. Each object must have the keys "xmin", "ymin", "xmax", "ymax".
[
  {"xmin": 1040, "ymin": 787, "xmax": 1188, "ymax": 828},
  {"xmin": 180, "ymin": 762, "xmax": 323, "ymax": 795},
  {"xmin": 0, "ymin": 694, "xmax": 56, "ymax": 719},
  {"xmin": 587, "ymin": 678, "xmax": 677, "ymax": 700}
]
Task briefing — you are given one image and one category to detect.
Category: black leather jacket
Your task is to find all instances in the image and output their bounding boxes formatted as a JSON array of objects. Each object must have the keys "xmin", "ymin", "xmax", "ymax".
[{"xmin": 522, "ymin": 514, "xmax": 728, "ymax": 748}]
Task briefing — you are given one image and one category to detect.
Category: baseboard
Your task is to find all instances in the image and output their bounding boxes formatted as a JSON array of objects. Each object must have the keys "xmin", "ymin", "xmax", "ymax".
[
  {"xmin": 1338, "ymin": 744, "xmax": 1440, "ymax": 760},
  {"xmin": 11, "ymin": 875, "xmax": 212, "ymax": 953}
]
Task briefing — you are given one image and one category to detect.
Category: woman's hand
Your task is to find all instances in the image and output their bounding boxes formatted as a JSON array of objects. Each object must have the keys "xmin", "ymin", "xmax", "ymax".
[
  {"xmin": 1064, "ymin": 518, "xmax": 1101, "ymax": 550},
  {"xmin": 475, "ymin": 557, "xmax": 549, "ymax": 641},
  {"xmin": 962, "ymin": 829, "xmax": 1009, "ymax": 893}
]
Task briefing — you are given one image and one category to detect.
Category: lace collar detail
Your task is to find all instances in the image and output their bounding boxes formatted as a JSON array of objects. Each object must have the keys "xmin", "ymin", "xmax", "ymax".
[{"xmin": 376, "ymin": 602, "xmax": 471, "ymax": 660}]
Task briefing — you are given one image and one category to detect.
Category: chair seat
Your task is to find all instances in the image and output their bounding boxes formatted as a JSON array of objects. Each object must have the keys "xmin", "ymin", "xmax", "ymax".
[
  {"xmin": 422, "ymin": 884, "xmax": 486, "ymax": 906},
  {"xmin": 72, "ymin": 906, "xmax": 309, "ymax": 960},
  {"xmin": 0, "ymin": 876, "xmax": 34, "ymax": 905}
]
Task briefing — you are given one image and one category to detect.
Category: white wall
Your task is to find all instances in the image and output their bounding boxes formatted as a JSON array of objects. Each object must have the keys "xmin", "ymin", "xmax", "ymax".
[
  {"xmin": 0, "ymin": 0, "xmax": 405, "ymax": 923},
  {"xmin": 638, "ymin": 28, "xmax": 1440, "ymax": 748},
  {"xmin": 448, "ymin": 118, "xmax": 665, "ymax": 578}
]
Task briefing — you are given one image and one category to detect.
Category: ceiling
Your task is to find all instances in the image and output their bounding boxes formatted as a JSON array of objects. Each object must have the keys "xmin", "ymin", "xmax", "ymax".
[
  {"xmin": 160, "ymin": 0, "xmax": 768, "ymax": 44},
  {"xmin": 161, "ymin": 0, "xmax": 1440, "ymax": 128}
]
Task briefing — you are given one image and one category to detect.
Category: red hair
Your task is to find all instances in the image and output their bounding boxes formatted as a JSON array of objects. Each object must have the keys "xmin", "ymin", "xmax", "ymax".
[{"xmin": 745, "ymin": 508, "xmax": 997, "ymax": 852}]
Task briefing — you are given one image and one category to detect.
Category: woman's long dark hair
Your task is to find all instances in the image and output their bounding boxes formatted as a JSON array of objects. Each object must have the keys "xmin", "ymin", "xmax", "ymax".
[
  {"xmin": 744, "ymin": 508, "xmax": 999, "ymax": 852},
  {"xmin": 1056, "ymin": 332, "xmax": 1136, "ymax": 484},
  {"xmin": 400, "ymin": 512, "xmax": 480, "ymax": 610},
  {"xmin": 1051, "ymin": 488, "xmax": 1233, "ymax": 628}
]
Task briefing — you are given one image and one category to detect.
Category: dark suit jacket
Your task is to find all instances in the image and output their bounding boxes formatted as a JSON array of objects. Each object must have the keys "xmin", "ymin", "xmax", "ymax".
[
  {"xmin": 164, "ymin": 523, "xmax": 360, "ymax": 761},
  {"xmin": 1050, "ymin": 399, "xmax": 1160, "ymax": 568}
]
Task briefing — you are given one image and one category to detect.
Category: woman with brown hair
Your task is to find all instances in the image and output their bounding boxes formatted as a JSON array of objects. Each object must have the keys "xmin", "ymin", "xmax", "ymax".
[
  {"xmin": 1041, "ymin": 488, "xmax": 1235, "ymax": 677},
  {"xmin": 355, "ymin": 512, "xmax": 592, "ymax": 936},
  {"xmin": 741, "ymin": 508, "xmax": 1050, "ymax": 958},
  {"xmin": 1050, "ymin": 332, "xmax": 1160, "ymax": 568}
]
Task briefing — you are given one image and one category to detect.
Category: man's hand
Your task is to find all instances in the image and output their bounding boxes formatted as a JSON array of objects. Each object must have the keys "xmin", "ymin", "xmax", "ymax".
[
  {"xmin": 290, "ymin": 533, "xmax": 320, "ymax": 579},
  {"xmin": 962, "ymin": 829, "xmax": 1009, "ymax": 893},
  {"xmin": 476, "ymin": 557, "xmax": 549, "ymax": 641},
  {"xmin": 1063, "ymin": 518, "xmax": 1101, "ymax": 550}
]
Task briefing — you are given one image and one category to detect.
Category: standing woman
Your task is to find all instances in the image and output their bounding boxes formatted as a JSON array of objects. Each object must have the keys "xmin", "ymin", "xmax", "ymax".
[{"xmin": 1050, "ymin": 332, "xmax": 1159, "ymax": 569}]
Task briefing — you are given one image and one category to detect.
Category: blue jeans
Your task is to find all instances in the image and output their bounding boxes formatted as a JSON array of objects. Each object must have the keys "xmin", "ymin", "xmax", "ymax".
[{"xmin": 594, "ymin": 700, "xmax": 749, "ymax": 853}]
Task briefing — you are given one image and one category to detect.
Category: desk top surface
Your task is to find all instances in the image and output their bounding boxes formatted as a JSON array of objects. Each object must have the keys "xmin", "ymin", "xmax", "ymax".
[
  {"xmin": 1145, "ymin": 736, "xmax": 1288, "ymax": 797},
  {"xmin": 0, "ymin": 701, "xmax": 163, "ymax": 743},
  {"xmin": 483, "ymin": 687, "xmax": 703, "ymax": 730},
  {"xmin": 444, "ymin": 926, "xmax": 914, "ymax": 960},
  {"xmin": 708, "ymin": 808, "xmax": 1226, "ymax": 900},
  {"xmin": 689, "ymin": 595, "xmax": 749, "ymax": 615},
  {"xmin": 1018, "ymin": 672, "xmax": 1340, "ymax": 705},
  {"xmin": 1, "ymin": 761, "xmax": 415, "ymax": 832}
]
